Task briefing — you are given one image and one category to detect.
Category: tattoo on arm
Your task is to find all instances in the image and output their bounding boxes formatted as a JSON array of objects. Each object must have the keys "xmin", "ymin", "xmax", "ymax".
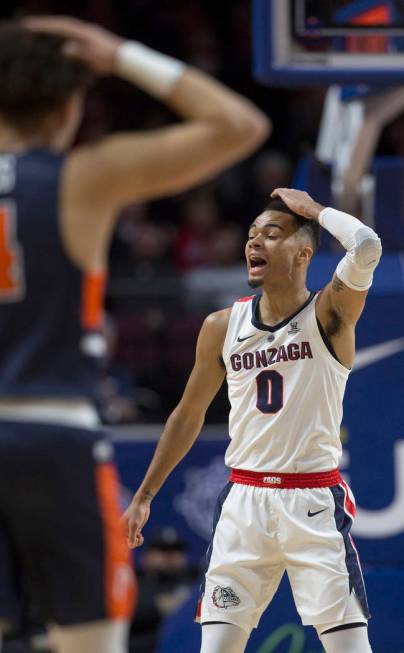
[
  {"xmin": 332, "ymin": 276, "xmax": 345, "ymax": 292},
  {"xmin": 142, "ymin": 490, "xmax": 155, "ymax": 502}
]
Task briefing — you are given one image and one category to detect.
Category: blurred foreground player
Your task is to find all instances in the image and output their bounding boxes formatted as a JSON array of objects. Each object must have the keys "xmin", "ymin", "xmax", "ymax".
[
  {"xmin": 0, "ymin": 16, "xmax": 269, "ymax": 653},
  {"xmin": 125, "ymin": 188, "xmax": 381, "ymax": 653}
]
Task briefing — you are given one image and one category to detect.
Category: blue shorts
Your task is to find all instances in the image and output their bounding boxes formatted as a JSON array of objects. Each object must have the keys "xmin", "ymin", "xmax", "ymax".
[{"xmin": 0, "ymin": 420, "xmax": 136, "ymax": 628}]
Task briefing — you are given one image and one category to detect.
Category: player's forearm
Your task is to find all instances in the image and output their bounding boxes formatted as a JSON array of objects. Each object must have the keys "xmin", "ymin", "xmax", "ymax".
[
  {"xmin": 135, "ymin": 405, "xmax": 205, "ymax": 502},
  {"xmin": 166, "ymin": 68, "xmax": 270, "ymax": 146},
  {"xmin": 116, "ymin": 41, "xmax": 270, "ymax": 149}
]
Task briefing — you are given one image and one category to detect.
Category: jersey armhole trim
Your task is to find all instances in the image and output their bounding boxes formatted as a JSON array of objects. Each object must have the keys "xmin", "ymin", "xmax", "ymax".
[
  {"xmin": 222, "ymin": 302, "xmax": 239, "ymax": 363},
  {"xmin": 316, "ymin": 317, "xmax": 342, "ymax": 365},
  {"xmin": 313, "ymin": 296, "xmax": 351, "ymax": 374}
]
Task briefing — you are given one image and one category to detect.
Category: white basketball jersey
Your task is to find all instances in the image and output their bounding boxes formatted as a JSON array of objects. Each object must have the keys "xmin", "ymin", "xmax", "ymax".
[{"xmin": 222, "ymin": 293, "xmax": 350, "ymax": 472}]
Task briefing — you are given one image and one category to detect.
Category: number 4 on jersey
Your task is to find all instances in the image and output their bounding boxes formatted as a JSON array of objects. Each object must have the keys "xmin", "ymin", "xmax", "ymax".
[{"xmin": 0, "ymin": 201, "xmax": 25, "ymax": 301}]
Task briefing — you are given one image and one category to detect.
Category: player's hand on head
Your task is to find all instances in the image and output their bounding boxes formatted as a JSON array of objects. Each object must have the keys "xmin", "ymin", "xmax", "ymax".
[
  {"xmin": 271, "ymin": 188, "xmax": 323, "ymax": 221},
  {"xmin": 122, "ymin": 493, "xmax": 152, "ymax": 549},
  {"xmin": 23, "ymin": 15, "xmax": 123, "ymax": 75}
]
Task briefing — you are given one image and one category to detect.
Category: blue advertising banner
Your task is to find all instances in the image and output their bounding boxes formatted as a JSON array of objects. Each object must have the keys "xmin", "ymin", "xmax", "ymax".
[{"xmin": 343, "ymin": 293, "xmax": 404, "ymax": 561}]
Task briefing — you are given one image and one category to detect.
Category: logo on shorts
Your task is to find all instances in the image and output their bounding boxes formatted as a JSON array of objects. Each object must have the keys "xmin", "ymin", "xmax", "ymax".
[
  {"xmin": 212, "ymin": 585, "xmax": 241, "ymax": 609},
  {"xmin": 307, "ymin": 507, "xmax": 328, "ymax": 517},
  {"xmin": 263, "ymin": 476, "xmax": 281, "ymax": 484}
]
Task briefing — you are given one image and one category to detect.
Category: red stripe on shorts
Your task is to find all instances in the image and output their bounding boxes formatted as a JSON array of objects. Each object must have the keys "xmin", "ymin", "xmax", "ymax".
[
  {"xmin": 339, "ymin": 478, "xmax": 357, "ymax": 519},
  {"xmin": 95, "ymin": 462, "xmax": 137, "ymax": 619},
  {"xmin": 194, "ymin": 598, "xmax": 202, "ymax": 624},
  {"xmin": 229, "ymin": 468, "xmax": 342, "ymax": 488}
]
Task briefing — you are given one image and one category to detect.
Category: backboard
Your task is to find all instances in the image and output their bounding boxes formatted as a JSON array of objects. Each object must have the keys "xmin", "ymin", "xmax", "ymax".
[{"xmin": 253, "ymin": 0, "xmax": 404, "ymax": 85}]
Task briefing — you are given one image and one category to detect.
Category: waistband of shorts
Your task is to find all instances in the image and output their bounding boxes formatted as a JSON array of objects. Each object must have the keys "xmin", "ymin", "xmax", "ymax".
[{"xmin": 229, "ymin": 468, "xmax": 342, "ymax": 489}]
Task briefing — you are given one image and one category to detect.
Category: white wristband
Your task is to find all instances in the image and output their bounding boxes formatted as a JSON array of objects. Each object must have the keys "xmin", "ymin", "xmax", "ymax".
[{"xmin": 116, "ymin": 41, "xmax": 185, "ymax": 99}]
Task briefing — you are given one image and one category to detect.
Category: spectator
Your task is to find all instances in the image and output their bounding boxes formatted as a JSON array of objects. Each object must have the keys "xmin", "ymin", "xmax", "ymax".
[{"xmin": 174, "ymin": 190, "xmax": 222, "ymax": 271}]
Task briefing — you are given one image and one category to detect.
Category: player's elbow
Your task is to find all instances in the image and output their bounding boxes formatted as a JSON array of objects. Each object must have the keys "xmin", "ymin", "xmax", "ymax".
[
  {"xmin": 239, "ymin": 107, "xmax": 271, "ymax": 147},
  {"xmin": 372, "ymin": 233, "xmax": 382, "ymax": 268},
  {"xmin": 355, "ymin": 227, "xmax": 382, "ymax": 271},
  {"xmin": 220, "ymin": 104, "xmax": 271, "ymax": 151}
]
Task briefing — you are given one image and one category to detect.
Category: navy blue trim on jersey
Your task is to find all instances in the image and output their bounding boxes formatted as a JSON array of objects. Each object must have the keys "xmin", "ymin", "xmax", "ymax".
[
  {"xmin": 201, "ymin": 621, "xmax": 230, "ymax": 626},
  {"xmin": 330, "ymin": 485, "xmax": 370, "ymax": 619},
  {"xmin": 199, "ymin": 482, "xmax": 233, "ymax": 603},
  {"xmin": 316, "ymin": 317, "xmax": 344, "ymax": 365},
  {"xmin": 251, "ymin": 291, "xmax": 316, "ymax": 332}
]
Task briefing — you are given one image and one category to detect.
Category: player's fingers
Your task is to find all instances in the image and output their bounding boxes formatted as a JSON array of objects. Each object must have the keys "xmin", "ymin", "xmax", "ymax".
[
  {"xmin": 127, "ymin": 521, "xmax": 143, "ymax": 549},
  {"xmin": 23, "ymin": 16, "xmax": 90, "ymax": 42},
  {"xmin": 126, "ymin": 521, "xmax": 136, "ymax": 548},
  {"xmin": 63, "ymin": 40, "xmax": 82, "ymax": 57},
  {"xmin": 135, "ymin": 532, "xmax": 144, "ymax": 548},
  {"xmin": 124, "ymin": 508, "xmax": 140, "ymax": 544},
  {"xmin": 270, "ymin": 187, "xmax": 288, "ymax": 198},
  {"xmin": 62, "ymin": 41, "xmax": 99, "ymax": 67}
]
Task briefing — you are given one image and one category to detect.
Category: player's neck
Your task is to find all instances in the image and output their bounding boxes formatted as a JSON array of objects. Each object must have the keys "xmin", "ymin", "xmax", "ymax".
[
  {"xmin": 0, "ymin": 122, "xmax": 62, "ymax": 153},
  {"xmin": 259, "ymin": 285, "xmax": 310, "ymax": 327}
]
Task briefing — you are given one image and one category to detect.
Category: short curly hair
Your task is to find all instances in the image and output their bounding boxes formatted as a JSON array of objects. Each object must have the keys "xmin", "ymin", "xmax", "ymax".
[{"xmin": 0, "ymin": 21, "xmax": 92, "ymax": 135}]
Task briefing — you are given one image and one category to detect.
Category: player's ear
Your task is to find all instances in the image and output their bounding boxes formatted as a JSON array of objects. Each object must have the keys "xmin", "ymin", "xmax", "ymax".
[{"xmin": 297, "ymin": 244, "xmax": 313, "ymax": 265}]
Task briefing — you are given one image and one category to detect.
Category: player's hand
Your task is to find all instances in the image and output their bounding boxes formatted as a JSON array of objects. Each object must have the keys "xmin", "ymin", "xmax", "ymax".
[
  {"xmin": 23, "ymin": 16, "xmax": 123, "ymax": 75},
  {"xmin": 271, "ymin": 188, "xmax": 324, "ymax": 221},
  {"xmin": 122, "ymin": 493, "xmax": 152, "ymax": 549}
]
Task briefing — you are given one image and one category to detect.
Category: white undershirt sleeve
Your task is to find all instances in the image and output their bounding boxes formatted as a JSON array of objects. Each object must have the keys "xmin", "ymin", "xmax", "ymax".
[{"xmin": 319, "ymin": 207, "xmax": 382, "ymax": 291}]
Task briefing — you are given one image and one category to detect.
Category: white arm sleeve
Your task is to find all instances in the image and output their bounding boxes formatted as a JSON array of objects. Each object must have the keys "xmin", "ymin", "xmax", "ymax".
[{"xmin": 319, "ymin": 207, "xmax": 382, "ymax": 291}]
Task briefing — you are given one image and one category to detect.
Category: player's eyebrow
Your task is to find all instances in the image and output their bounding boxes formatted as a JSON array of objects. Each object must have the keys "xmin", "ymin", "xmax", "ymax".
[{"xmin": 249, "ymin": 222, "xmax": 285, "ymax": 231}]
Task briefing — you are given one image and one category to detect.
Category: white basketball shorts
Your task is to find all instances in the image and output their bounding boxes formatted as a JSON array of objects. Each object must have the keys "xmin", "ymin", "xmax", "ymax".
[{"xmin": 196, "ymin": 468, "xmax": 369, "ymax": 635}]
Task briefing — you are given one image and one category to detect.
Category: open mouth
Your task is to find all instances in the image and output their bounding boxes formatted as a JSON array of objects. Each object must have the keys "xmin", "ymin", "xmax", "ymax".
[{"xmin": 249, "ymin": 256, "xmax": 267, "ymax": 273}]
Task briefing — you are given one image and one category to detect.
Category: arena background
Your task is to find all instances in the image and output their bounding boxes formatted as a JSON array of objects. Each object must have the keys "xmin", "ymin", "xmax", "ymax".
[{"xmin": 1, "ymin": 1, "xmax": 404, "ymax": 652}]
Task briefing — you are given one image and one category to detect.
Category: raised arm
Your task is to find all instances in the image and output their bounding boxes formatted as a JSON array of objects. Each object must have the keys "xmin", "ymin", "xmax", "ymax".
[
  {"xmin": 25, "ymin": 16, "xmax": 269, "ymax": 270},
  {"xmin": 27, "ymin": 17, "xmax": 269, "ymax": 205},
  {"xmin": 123, "ymin": 308, "xmax": 230, "ymax": 549},
  {"xmin": 271, "ymin": 188, "xmax": 382, "ymax": 368}
]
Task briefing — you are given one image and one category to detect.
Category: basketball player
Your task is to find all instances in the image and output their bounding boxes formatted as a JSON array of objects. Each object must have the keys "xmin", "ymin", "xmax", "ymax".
[
  {"xmin": 0, "ymin": 16, "xmax": 269, "ymax": 653},
  {"xmin": 125, "ymin": 187, "xmax": 382, "ymax": 653}
]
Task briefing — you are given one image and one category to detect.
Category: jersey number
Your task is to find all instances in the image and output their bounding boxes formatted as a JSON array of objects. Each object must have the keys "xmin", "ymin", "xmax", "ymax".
[
  {"xmin": 0, "ymin": 201, "xmax": 24, "ymax": 301},
  {"xmin": 256, "ymin": 370, "xmax": 284, "ymax": 414}
]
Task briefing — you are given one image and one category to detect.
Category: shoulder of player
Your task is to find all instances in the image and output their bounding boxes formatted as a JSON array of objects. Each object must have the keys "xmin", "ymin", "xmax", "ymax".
[
  {"xmin": 198, "ymin": 308, "xmax": 232, "ymax": 351},
  {"xmin": 61, "ymin": 134, "xmax": 160, "ymax": 213},
  {"xmin": 58, "ymin": 146, "xmax": 95, "ymax": 219},
  {"xmin": 204, "ymin": 307, "xmax": 232, "ymax": 331},
  {"xmin": 61, "ymin": 144, "xmax": 110, "ymax": 203}
]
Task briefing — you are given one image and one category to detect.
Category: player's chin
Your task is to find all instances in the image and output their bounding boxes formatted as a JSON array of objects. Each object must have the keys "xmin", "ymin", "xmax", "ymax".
[{"xmin": 248, "ymin": 275, "xmax": 264, "ymax": 289}]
